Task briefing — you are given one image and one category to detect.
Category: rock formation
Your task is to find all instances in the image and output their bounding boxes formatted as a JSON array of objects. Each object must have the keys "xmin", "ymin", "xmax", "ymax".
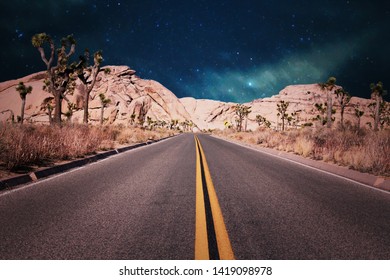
[
  {"xmin": 241, "ymin": 84, "xmax": 379, "ymax": 131},
  {"xmin": 0, "ymin": 66, "xmax": 191, "ymax": 125},
  {"xmin": 0, "ymin": 66, "xmax": 386, "ymax": 131},
  {"xmin": 180, "ymin": 84, "xmax": 380, "ymax": 131},
  {"xmin": 180, "ymin": 97, "xmax": 237, "ymax": 130}
]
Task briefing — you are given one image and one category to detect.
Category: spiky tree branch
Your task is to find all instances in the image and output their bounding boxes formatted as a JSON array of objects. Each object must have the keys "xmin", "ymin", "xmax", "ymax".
[{"xmin": 31, "ymin": 33, "xmax": 55, "ymax": 70}]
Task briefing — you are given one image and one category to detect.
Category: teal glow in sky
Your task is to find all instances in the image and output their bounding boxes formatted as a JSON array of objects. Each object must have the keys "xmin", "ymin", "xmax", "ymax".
[{"xmin": 1, "ymin": 0, "xmax": 389, "ymax": 102}]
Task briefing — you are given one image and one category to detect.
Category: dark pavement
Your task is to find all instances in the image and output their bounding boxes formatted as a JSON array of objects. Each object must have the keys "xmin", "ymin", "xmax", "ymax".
[{"xmin": 0, "ymin": 133, "xmax": 389, "ymax": 259}]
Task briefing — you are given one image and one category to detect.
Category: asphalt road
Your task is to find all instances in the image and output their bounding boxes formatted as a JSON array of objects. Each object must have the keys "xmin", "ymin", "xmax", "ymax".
[{"xmin": 0, "ymin": 133, "xmax": 389, "ymax": 259}]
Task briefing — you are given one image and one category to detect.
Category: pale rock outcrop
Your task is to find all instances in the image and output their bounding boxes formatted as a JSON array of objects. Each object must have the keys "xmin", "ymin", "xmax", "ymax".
[
  {"xmin": 181, "ymin": 83, "xmax": 382, "ymax": 131},
  {"xmin": 180, "ymin": 97, "xmax": 237, "ymax": 130},
  {"xmin": 0, "ymin": 67, "xmax": 385, "ymax": 130},
  {"xmin": 0, "ymin": 66, "xmax": 192, "ymax": 125},
  {"xmin": 243, "ymin": 84, "xmax": 376, "ymax": 130}
]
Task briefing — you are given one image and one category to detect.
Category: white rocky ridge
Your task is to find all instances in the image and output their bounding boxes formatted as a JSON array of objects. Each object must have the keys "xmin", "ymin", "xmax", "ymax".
[{"xmin": 0, "ymin": 65, "xmax": 382, "ymax": 130}]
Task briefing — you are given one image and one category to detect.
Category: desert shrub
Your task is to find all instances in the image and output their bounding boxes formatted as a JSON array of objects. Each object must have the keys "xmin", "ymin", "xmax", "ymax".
[
  {"xmin": 0, "ymin": 123, "xmax": 175, "ymax": 172},
  {"xmin": 214, "ymin": 127, "xmax": 390, "ymax": 176}
]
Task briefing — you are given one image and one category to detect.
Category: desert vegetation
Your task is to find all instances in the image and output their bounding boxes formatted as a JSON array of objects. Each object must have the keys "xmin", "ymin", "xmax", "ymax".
[
  {"xmin": 0, "ymin": 123, "xmax": 175, "ymax": 177},
  {"xmin": 214, "ymin": 127, "xmax": 389, "ymax": 177},
  {"xmin": 31, "ymin": 33, "xmax": 103, "ymax": 125},
  {"xmin": 0, "ymin": 32, "xmax": 184, "ymax": 179},
  {"xmin": 15, "ymin": 82, "xmax": 33, "ymax": 124},
  {"xmin": 214, "ymin": 78, "xmax": 389, "ymax": 177},
  {"xmin": 233, "ymin": 104, "xmax": 251, "ymax": 132}
]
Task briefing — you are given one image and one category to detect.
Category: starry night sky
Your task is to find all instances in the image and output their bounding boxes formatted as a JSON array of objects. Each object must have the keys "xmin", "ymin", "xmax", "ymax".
[{"xmin": 1, "ymin": 0, "xmax": 389, "ymax": 102}]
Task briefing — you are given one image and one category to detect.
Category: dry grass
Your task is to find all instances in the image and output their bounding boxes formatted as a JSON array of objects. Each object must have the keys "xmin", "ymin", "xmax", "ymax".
[
  {"xmin": 213, "ymin": 127, "xmax": 390, "ymax": 177},
  {"xmin": 0, "ymin": 123, "xmax": 175, "ymax": 174}
]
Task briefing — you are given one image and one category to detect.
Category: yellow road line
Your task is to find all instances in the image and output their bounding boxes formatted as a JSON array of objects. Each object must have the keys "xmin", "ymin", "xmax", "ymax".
[
  {"xmin": 194, "ymin": 135, "xmax": 235, "ymax": 260},
  {"xmin": 194, "ymin": 136, "xmax": 209, "ymax": 260}
]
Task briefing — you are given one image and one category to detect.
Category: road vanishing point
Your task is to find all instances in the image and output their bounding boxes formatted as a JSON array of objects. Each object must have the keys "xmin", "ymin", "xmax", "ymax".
[{"xmin": 0, "ymin": 133, "xmax": 389, "ymax": 259}]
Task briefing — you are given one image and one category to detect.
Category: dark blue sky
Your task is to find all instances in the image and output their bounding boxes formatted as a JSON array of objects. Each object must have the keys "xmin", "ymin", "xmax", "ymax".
[{"xmin": 1, "ymin": 0, "xmax": 389, "ymax": 102}]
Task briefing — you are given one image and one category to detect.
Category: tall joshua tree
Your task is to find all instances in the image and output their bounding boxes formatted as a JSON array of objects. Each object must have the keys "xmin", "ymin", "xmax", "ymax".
[
  {"xmin": 319, "ymin": 77, "xmax": 337, "ymax": 128},
  {"xmin": 370, "ymin": 81, "xmax": 387, "ymax": 131},
  {"xmin": 276, "ymin": 100, "xmax": 289, "ymax": 131},
  {"xmin": 334, "ymin": 88, "xmax": 351, "ymax": 129},
  {"xmin": 234, "ymin": 104, "xmax": 251, "ymax": 132},
  {"xmin": 16, "ymin": 82, "xmax": 33, "ymax": 124},
  {"xmin": 32, "ymin": 33, "xmax": 77, "ymax": 124},
  {"xmin": 75, "ymin": 49, "xmax": 104, "ymax": 123}
]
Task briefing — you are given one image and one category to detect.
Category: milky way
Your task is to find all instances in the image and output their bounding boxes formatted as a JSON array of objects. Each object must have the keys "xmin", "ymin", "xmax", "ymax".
[{"xmin": 1, "ymin": 0, "xmax": 389, "ymax": 102}]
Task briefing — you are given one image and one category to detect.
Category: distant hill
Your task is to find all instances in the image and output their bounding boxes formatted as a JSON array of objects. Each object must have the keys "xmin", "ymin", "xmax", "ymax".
[{"xmin": 185, "ymin": 83, "xmax": 378, "ymax": 131}]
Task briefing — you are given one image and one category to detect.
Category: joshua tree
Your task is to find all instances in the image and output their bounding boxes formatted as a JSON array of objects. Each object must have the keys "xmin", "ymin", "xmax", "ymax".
[
  {"xmin": 147, "ymin": 116, "xmax": 154, "ymax": 130},
  {"xmin": 255, "ymin": 114, "xmax": 271, "ymax": 128},
  {"xmin": 313, "ymin": 102, "xmax": 335, "ymax": 126},
  {"xmin": 354, "ymin": 104, "xmax": 364, "ymax": 131},
  {"xmin": 75, "ymin": 49, "xmax": 104, "ymax": 123},
  {"xmin": 15, "ymin": 82, "xmax": 33, "ymax": 124},
  {"xmin": 188, "ymin": 120, "xmax": 194, "ymax": 131},
  {"xmin": 32, "ymin": 33, "xmax": 78, "ymax": 124},
  {"xmin": 370, "ymin": 81, "xmax": 387, "ymax": 131},
  {"xmin": 291, "ymin": 110, "xmax": 302, "ymax": 128},
  {"xmin": 233, "ymin": 104, "xmax": 251, "ymax": 132},
  {"xmin": 334, "ymin": 88, "xmax": 351, "ymax": 129},
  {"xmin": 319, "ymin": 76, "xmax": 337, "ymax": 128},
  {"xmin": 63, "ymin": 102, "xmax": 77, "ymax": 122},
  {"xmin": 170, "ymin": 119, "xmax": 179, "ymax": 130},
  {"xmin": 369, "ymin": 100, "xmax": 390, "ymax": 130},
  {"xmin": 276, "ymin": 100, "xmax": 289, "ymax": 131},
  {"xmin": 180, "ymin": 120, "xmax": 192, "ymax": 132},
  {"xmin": 314, "ymin": 103, "xmax": 326, "ymax": 125},
  {"xmin": 99, "ymin": 93, "xmax": 111, "ymax": 125}
]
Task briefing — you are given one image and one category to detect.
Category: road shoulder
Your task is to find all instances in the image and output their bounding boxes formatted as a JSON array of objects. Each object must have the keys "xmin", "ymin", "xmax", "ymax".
[
  {"xmin": 0, "ymin": 135, "xmax": 177, "ymax": 191},
  {"xmin": 212, "ymin": 135, "xmax": 390, "ymax": 193}
]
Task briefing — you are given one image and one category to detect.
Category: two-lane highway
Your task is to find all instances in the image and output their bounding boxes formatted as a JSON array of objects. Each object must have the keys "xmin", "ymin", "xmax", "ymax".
[{"xmin": 0, "ymin": 133, "xmax": 389, "ymax": 259}]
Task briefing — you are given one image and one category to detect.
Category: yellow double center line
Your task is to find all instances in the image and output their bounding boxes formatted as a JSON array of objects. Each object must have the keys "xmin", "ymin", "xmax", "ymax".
[{"xmin": 194, "ymin": 135, "xmax": 235, "ymax": 260}]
